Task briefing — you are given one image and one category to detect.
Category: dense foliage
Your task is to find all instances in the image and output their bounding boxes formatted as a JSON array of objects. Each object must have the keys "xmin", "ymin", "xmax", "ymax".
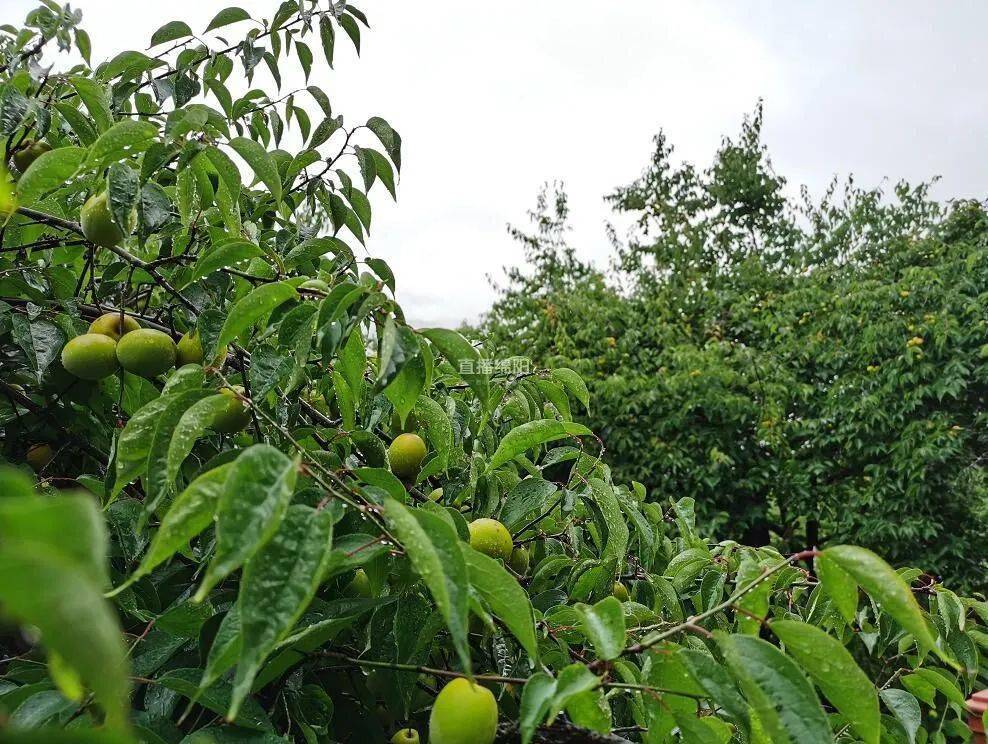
[
  {"xmin": 0, "ymin": 3, "xmax": 984, "ymax": 744},
  {"xmin": 483, "ymin": 111, "xmax": 988, "ymax": 588}
]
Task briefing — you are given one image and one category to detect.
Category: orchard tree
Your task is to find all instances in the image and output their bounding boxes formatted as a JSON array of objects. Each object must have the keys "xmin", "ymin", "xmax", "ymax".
[
  {"xmin": 484, "ymin": 112, "xmax": 988, "ymax": 589},
  {"xmin": 0, "ymin": 4, "xmax": 985, "ymax": 744}
]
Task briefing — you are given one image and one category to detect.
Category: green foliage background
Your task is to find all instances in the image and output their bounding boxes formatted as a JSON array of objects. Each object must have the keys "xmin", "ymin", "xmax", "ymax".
[
  {"xmin": 0, "ymin": 3, "xmax": 983, "ymax": 744},
  {"xmin": 482, "ymin": 109, "xmax": 988, "ymax": 588}
]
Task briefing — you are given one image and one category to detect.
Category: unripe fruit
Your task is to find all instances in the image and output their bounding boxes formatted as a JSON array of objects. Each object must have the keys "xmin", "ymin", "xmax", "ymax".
[
  {"xmin": 509, "ymin": 546, "xmax": 530, "ymax": 575},
  {"xmin": 388, "ymin": 433, "xmax": 427, "ymax": 480},
  {"xmin": 345, "ymin": 569, "xmax": 371, "ymax": 598},
  {"xmin": 299, "ymin": 278, "xmax": 330, "ymax": 293},
  {"xmin": 176, "ymin": 332, "xmax": 228, "ymax": 368},
  {"xmin": 391, "ymin": 730, "xmax": 419, "ymax": 744},
  {"xmin": 468, "ymin": 518, "xmax": 513, "ymax": 563},
  {"xmin": 176, "ymin": 331, "xmax": 204, "ymax": 366},
  {"xmin": 211, "ymin": 386, "xmax": 251, "ymax": 434},
  {"xmin": 80, "ymin": 192, "xmax": 127, "ymax": 248},
  {"xmin": 26, "ymin": 443, "xmax": 54, "ymax": 472},
  {"xmin": 613, "ymin": 581, "xmax": 630, "ymax": 602},
  {"xmin": 427, "ymin": 487, "xmax": 444, "ymax": 502},
  {"xmin": 88, "ymin": 312, "xmax": 140, "ymax": 341},
  {"xmin": 12, "ymin": 140, "xmax": 51, "ymax": 173},
  {"xmin": 116, "ymin": 328, "xmax": 177, "ymax": 378},
  {"xmin": 61, "ymin": 333, "xmax": 119, "ymax": 380},
  {"xmin": 429, "ymin": 678, "xmax": 498, "ymax": 744}
]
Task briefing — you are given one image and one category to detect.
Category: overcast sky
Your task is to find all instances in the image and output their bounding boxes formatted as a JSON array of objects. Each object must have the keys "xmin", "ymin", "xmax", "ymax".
[{"xmin": 4, "ymin": 0, "xmax": 986, "ymax": 326}]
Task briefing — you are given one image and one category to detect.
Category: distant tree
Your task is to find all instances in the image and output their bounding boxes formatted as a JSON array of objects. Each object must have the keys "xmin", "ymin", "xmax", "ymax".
[{"xmin": 483, "ymin": 107, "xmax": 988, "ymax": 587}]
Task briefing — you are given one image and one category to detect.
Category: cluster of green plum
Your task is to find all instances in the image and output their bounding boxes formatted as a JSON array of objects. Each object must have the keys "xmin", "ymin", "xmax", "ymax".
[{"xmin": 57, "ymin": 313, "xmax": 246, "ymax": 433}]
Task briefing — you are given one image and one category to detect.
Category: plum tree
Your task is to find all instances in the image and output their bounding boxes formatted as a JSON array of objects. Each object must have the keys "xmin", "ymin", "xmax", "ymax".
[
  {"xmin": 0, "ymin": 4, "xmax": 981, "ymax": 744},
  {"xmin": 88, "ymin": 312, "xmax": 140, "ymax": 341},
  {"xmin": 388, "ymin": 433, "xmax": 427, "ymax": 480},
  {"xmin": 468, "ymin": 518, "xmax": 513, "ymax": 562},
  {"xmin": 115, "ymin": 329, "xmax": 177, "ymax": 378},
  {"xmin": 80, "ymin": 192, "xmax": 127, "ymax": 248},
  {"xmin": 428, "ymin": 678, "xmax": 498, "ymax": 744},
  {"xmin": 11, "ymin": 139, "xmax": 51, "ymax": 173},
  {"xmin": 60, "ymin": 333, "xmax": 119, "ymax": 380}
]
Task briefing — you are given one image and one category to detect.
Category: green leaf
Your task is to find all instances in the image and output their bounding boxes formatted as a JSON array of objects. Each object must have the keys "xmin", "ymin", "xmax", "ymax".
[
  {"xmin": 880, "ymin": 688, "xmax": 921, "ymax": 744},
  {"xmin": 420, "ymin": 328, "xmax": 489, "ymax": 405},
  {"xmin": 551, "ymin": 367, "xmax": 590, "ymax": 412},
  {"xmin": 151, "ymin": 20, "xmax": 192, "ymax": 46},
  {"xmin": 217, "ymin": 281, "xmax": 298, "ymax": 349},
  {"xmin": 383, "ymin": 498, "xmax": 470, "ymax": 672},
  {"xmin": 461, "ymin": 543, "xmax": 539, "ymax": 661},
  {"xmin": 228, "ymin": 136, "xmax": 282, "ymax": 202},
  {"xmin": 113, "ymin": 465, "xmax": 230, "ymax": 594},
  {"xmin": 340, "ymin": 13, "xmax": 360, "ymax": 53},
  {"xmin": 154, "ymin": 668, "xmax": 272, "ymax": 731},
  {"xmin": 205, "ymin": 6, "xmax": 251, "ymax": 32},
  {"xmin": 384, "ymin": 349, "xmax": 426, "ymax": 428},
  {"xmin": 86, "ymin": 119, "xmax": 159, "ymax": 169},
  {"xmin": 354, "ymin": 467, "xmax": 406, "ymax": 501},
  {"xmin": 16, "ymin": 146, "xmax": 86, "ymax": 204},
  {"xmin": 716, "ymin": 632, "xmax": 831, "ymax": 744},
  {"xmin": 195, "ymin": 445, "xmax": 299, "ymax": 601},
  {"xmin": 574, "ymin": 596, "xmax": 625, "ymax": 660},
  {"xmin": 501, "ymin": 478, "xmax": 558, "ymax": 530},
  {"xmin": 113, "ymin": 393, "xmax": 179, "ymax": 496},
  {"xmin": 366, "ymin": 116, "xmax": 401, "ymax": 171},
  {"xmin": 107, "ymin": 161, "xmax": 139, "ymax": 231},
  {"xmin": 519, "ymin": 672, "xmax": 557, "ymax": 744},
  {"xmin": 229, "ymin": 505, "xmax": 335, "ymax": 719},
  {"xmin": 318, "ymin": 15, "xmax": 335, "ymax": 68},
  {"xmin": 771, "ymin": 620, "xmax": 879, "ymax": 744},
  {"xmin": 822, "ymin": 545, "xmax": 940, "ymax": 658},
  {"xmin": 905, "ymin": 667, "xmax": 966, "ymax": 707},
  {"xmin": 548, "ymin": 664, "xmax": 601, "ymax": 724},
  {"xmin": 679, "ymin": 648, "xmax": 750, "ymax": 731},
  {"xmin": 0, "ymin": 496, "xmax": 129, "ymax": 729},
  {"xmin": 413, "ymin": 395, "xmax": 453, "ymax": 472},
  {"xmin": 143, "ymin": 389, "xmax": 212, "ymax": 512},
  {"xmin": 190, "ymin": 239, "xmax": 264, "ymax": 283},
  {"xmin": 375, "ymin": 317, "xmax": 419, "ymax": 392},
  {"xmin": 165, "ymin": 394, "xmax": 232, "ymax": 486},
  {"xmin": 487, "ymin": 419, "xmax": 591, "ymax": 473},
  {"xmin": 815, "ymin": 553, "xmax": 858, "ymax": 624},
  {"xmin": 68, "ymin": 76, "xmax": 112, "ymax": 132}
]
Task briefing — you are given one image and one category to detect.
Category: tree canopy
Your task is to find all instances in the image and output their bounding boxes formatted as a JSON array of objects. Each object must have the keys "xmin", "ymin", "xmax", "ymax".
[{"xmin": 483, "ymin": 109, "xmax": 988, "ymax": 589}]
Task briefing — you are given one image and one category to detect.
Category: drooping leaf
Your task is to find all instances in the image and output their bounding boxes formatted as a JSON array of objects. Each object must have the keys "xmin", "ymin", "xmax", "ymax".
[
  {"xmin": 229, "ymin": 505, "xmax": 335, "ymax": 719},
  {"xmin": 487, "ymin": 419, "xmax": 591, "ymax": 473},
  {"xmin": 461, "ymin": 543, "xmax": 539, "ymax": 661},
  {"xmin": 195, "ymin": 445, "xmax": 299, "ymax": 601},
  {"xmin": 771, "ymin": 619, "xmax": 879, "ymax": 744}
]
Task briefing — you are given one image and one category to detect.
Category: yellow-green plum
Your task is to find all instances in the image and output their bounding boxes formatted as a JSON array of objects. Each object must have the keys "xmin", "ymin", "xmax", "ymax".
[
  {"xmin": 468, "ymin": 518, "xmax": 513, "ymax": 563},
  {"xmin": 429, "ymin": 678, "xmax": 498, "ymax": 744},
  {"xmin": 80, "ymin": 192, "xmax": 128, "ymax": 248},
  {"xmin": 115, "ymin": 328, "xmax": 177, "ymax": 378},
  {"xmin": 61, "ymin": 333, "xmax": 119, "ymax": 380},
  {"xmin": 388, "ymin": 433, "xmax": 427, "ymax": 480},
  {"xmin": 88, "ymin": 312, "xmax": 140, "ymax": 340},
  {"xmin": 211, "ymin": 386, "xmax": 252, "ymax": 434}
]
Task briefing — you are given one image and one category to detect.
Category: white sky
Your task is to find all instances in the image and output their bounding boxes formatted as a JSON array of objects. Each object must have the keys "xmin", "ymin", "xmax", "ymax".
[{"xmin": 3, "ymin": 0, "xmax": 986, "ymax": 326}]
